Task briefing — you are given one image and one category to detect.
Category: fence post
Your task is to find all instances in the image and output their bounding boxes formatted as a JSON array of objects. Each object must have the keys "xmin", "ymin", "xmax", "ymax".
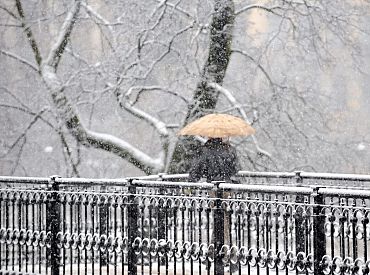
[
  {"xmin": 127, "ymin": 179, "xmax": 138, "ymax": 275},
  {"xmin": 294, "ymin": 171, "xmax": 305, "ymax": 253},
  {"xmin": 213, "ymin": 181, "xmax": 224, "ymax": 275},
  {"xmin": 99, "ymin": 185, "xmax": 108, "ymax": 265},
  {"xmin": 157, "ymin": 175, "xmax": 166, "ymax": 266},
  {"xmin": 157, "ymin": 173, "xmax": 166, "ymax": 241},
  {"xmin": 47, "ymin": 175, "xmax": 61, "ymax": 275},
  {"xmin": 312, "ymin": 187, "xmax": 325, "ymax": 275}
]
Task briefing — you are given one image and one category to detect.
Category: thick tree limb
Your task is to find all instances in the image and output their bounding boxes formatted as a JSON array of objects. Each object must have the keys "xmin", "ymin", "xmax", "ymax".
[
  {"xmin": 45, "ymin": 0, "xmax": 81, "ymax": 69},
  {"xmin": 85, "ymin": 130, "xmax": 164, "ymax": 173},
  {"xmin": 168, "ymin": 0, "xmax": 236, "ymax": 173},
  {"xmin": 14, "ymin": 0, "xmax": 42, "ymax": 66}
]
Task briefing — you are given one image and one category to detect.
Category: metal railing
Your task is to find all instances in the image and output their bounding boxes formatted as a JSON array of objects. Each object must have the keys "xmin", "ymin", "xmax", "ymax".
[{"xmin": 1, "ymin": 171, "xmax": 370, "ymax": 275}]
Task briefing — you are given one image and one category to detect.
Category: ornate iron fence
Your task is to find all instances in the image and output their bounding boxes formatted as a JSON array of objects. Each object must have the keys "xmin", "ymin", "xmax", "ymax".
[{"xmin": 1, "ymin": 171, "xmax": 370, "ymax": 275}]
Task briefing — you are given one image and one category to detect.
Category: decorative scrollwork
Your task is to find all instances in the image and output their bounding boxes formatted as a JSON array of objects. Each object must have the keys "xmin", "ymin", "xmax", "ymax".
[
  {"xmin": 266, "ymin": 250, "xmax": 276, "ymax": 269},
  {"xmin": 229, "ymin": 245, "xmax": 239, "ymax": 265},
  {"xmin": 257, "ymin": 248, "xmax": 267, "ymax": 267},
  {"xmin": 318, "ymin": 255, "xmax": 369, "ymax": 275},
  {"xmin": 362, "ymin": 260, "xmax": 370, "ymax": 275},
  {"xmin": 220, "ymin": 245, "xmax": 230, "ymax": 264},
  {"xmin": 276, "ymin": 251, "xmax": 286, "ymax": 270},
  {"xmin": 285, "ymin": 251, "xmax": 296, "ymax": 271}
]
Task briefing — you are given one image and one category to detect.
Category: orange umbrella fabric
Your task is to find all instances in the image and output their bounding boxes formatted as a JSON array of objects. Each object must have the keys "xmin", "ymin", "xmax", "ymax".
[{"xmin": 178, "ymin": 113, "xmax": 255, "ymax": 138}]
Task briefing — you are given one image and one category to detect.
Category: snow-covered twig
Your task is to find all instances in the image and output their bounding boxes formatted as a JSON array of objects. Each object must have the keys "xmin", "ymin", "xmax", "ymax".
[
  {"xmin": 123, "ymin": 87, "xmax": 169, "ymax": 138},
  {"xmin": 0, "ymin": 5, "xmax": 18, "ymax": 19},
  {"xmin": 1, "ymin": 107, "xmax": 48, "ymax": 158},
  {"xmin": 138, "ymin": 23, "xmax": 194, "ymax": 80},
  {"xmin": 81, "ymin": 2, "xmax": 114, "ymax": 33},
  {"xmin": 155, "ymin": 0, "xmax": 194, "ymax": 20},
  {"xmin": 0, "ymin": 49, "xmax": 38, "ymax": 72},
  {"xmin": 121, "ymin": 86, "xmax": 170, "ymax": 166},
  {"xmin": 208, "ymin": 82, "xmax": 272, "ymax": 158},
  {"xmin": 125, "ymin": 86, "xmax": 188, "ymax": 105},
  {"xmin": 231, "ymin": 49, "xmax": 277, "ymax": 92},
  {"xmin": 81, "ymin": 1, "xmax": 116, "ymax": 49},
  {"xmin": 235, "ymin": 4, "xmax": 282, "ymax": 16}
]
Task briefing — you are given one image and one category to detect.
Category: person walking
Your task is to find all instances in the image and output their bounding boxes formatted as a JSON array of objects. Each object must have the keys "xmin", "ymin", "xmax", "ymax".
[
  {"xmin": 178, "ymin": 113, "xmax": 255, "ymax": 273},
  {"xmin": 187, "ymin": 137, "xmax": 240, "ymax": 272}
]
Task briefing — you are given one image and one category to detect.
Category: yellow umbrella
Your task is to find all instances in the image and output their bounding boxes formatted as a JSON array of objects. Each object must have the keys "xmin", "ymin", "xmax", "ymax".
[{"xmin": 178, "ymin": 113, "xmax": 255, "ymax": 138}]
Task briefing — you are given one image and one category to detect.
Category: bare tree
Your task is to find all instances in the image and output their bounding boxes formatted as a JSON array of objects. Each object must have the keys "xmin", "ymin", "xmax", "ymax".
[{"xmin": 0, "ymin": 0, "xmax": 369, "ymax": 177}]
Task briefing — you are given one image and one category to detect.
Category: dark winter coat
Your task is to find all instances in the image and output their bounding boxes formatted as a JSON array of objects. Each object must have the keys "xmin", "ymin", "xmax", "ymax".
[{"xmin": 188, "ymin": 138, "xmax": 240, "ymax": 182}]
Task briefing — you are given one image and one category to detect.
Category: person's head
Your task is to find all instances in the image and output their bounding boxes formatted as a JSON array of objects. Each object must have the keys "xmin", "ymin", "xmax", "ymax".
[
  {"xmin": 209, "ymin": 137, "xmax": 222, "ymax": 143},
  {"xmin": 208, "ymin": 137, "xmax": 230, "ymax": 144},
  {"xmin": 205, "ymin": 138, "xmax": 224, "ymax": 147}
]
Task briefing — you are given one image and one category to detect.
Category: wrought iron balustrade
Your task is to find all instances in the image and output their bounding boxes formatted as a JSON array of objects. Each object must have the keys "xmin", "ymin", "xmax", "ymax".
[{"xmin": 1, "ymin": 171, "xmax": 370, "ymax": 275}]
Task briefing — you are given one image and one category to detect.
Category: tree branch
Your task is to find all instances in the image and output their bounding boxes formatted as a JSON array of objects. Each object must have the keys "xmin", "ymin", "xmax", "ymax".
[
  {"xmin": 1, "ymin": 107, "xmax": 48, "ymax": 158},
  {"xmin": 81, "ymin": 1, "xmax": 116, "ymax": 51},
  {"xmin": 232, "ymin": 48, "xmax": 278, "ymax": 92},
  {"xmin": 58, "ymin": 130, "xmax": 80, "ymax": 177},
  {"xmin": 235, "ymin": 4, "xmax": 283, "ymax": 16},
  {"xmin": 85, "ymin": 129, "xmax": 164, "ymax": 173},
  {"xmin": 0, "ymin": 5, "xmax": 18, "ymax": 19},
  {"xmin": 120, "ymin": 86, "xmax": 170, "ymax": 166},
  {"xmin": 40, "ymin": 64, "xmax": 164, "ymax": 174},
  {"xmin": 44, "ymin": 0, "xmax": 81, "ymax": 69},
  {"xmin": 14, "ymin": 0, "xmax": 42, "ymax": 66},
  {"xmin": 0, "ymin": 49, "xmax": 38, "ymax": 71},
  {"xmin": 208, "ymin": 82, "xmax": 272, "ymax": 158}
]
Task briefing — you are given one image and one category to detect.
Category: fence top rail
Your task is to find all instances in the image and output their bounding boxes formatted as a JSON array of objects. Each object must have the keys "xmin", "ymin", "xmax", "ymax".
[
  {"xmin": 237, "ymin": 171, "xmax": 370, "ymax": 182},
  {"xmin": 146, "ymin": 171, "xmax": 370, "ymax": 182},
  {"xmin": 4, "ymin": 176, "xmax": 370, "ymax": 200},
  {"xmin": 2, "ymin": 170, "xmax": 370, "ymax": 187},
  {"xmin": 55, "ymin": 177, "xmax": 128, "ymax": 187},
  {"xmin": 219, "ymin": 183, "xmax": 313, "ymax": 195},
  {"xmin": 132, "ymin": 179, "xmax": 214, "ymax": 190},
  {"xmin": 237, "ymin": 171, "xmax": 296, "ymax": 179},
  {"xmin": 0, "ymin": 176, "xmax": 49, "ymax": 185},
  {"xmin": 299, "ymin": 171, "xmax": 370, "ymax": 182},
  {"xmin": 318, "ymin": 187, "xmax": 370, "ymax": 198}
]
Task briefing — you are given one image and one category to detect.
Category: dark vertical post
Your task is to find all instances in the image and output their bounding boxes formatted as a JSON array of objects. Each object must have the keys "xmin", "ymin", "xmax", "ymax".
[
  {"xmin": 363, "ymin": 216, "xmax": 369, "ymax": 262},
  {"xmin": 213, "ymin": 182, "xmax": 224, "ymax": 275},
  {"xmin": 47, "ymin": 175, "xmax": 61, "ymax": 275},
  {"xmin": 312, "ymin": 187, "xmax": 325, "ymax": 275},
  {"xmin": 351, "ymin": 215, "xmax": 358, "ymax": 260},
  {"xmin": 294, "ymin": 171, "xmax": 305, "ymax": 254},
  {"xmin": 127, "ymin": 179, "xmax": 138, "ymax": 275},
  {"xmin": 99, "ymin": 186, "xmax": 108, "ymax": 266},
  {"xmin": 157, "ymin": 174, "xmax": 166, "ymax": 241}
]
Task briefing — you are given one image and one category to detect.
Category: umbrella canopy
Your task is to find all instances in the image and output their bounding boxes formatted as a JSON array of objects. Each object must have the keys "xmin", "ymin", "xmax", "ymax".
[{"xmin": 178, "ymin": 113, "xmax": 255, "ymax": 138}]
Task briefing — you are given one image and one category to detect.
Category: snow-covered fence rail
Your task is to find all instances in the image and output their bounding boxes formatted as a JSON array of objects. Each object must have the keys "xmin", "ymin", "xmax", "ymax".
[{"xmin": 1, "ymin": 172, "xmax": 370, "ymax": 275}]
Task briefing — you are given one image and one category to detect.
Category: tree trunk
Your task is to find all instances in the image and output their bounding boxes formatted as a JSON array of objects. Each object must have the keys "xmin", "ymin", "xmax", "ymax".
[{"xmin": 168, "ymin": 0, "xmax": 235, "ymax": 174}]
